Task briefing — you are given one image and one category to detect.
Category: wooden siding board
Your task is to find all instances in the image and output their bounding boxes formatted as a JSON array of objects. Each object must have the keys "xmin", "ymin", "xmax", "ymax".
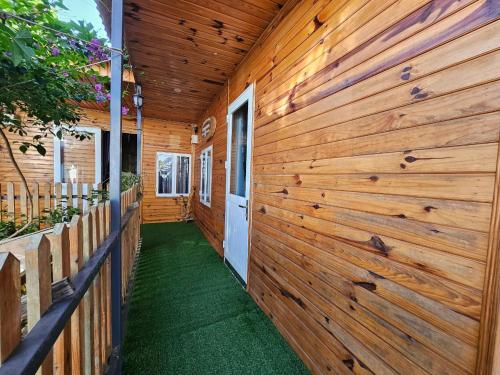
[
  {"xmin": 185, "ymin": 0, "xmax": 500, "ymax": 372},
  {"xmin": 141, "ymin": 118, "xmax": 193, "ymax": 223}
]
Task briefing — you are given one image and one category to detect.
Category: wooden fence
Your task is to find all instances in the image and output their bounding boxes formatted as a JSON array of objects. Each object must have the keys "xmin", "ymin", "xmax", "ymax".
[{"xmin": 0, "ymin": 184, "xmax": 140, "ymax": 374}]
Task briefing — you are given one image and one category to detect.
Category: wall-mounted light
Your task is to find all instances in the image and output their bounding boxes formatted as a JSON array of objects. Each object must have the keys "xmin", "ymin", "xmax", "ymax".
[{"xmin": 133, "ymin": 84, "xmax": 144, "ymax": 109}]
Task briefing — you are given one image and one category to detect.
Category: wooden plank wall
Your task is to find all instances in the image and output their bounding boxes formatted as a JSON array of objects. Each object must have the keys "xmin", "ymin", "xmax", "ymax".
[
  {"xmin": 141, "ymin": 118, "xmax": 193, "ymax": 223},
  {"xmin": 0, "ymin": 109, "xmax": 137, "ymax": 186},
  {"xmin": 193, "ymin": 86, "xmax": 228, "ymax": 256},
  {"xmin": 192, "ymin": 0, "xmax": 500, "ymax": 373}
]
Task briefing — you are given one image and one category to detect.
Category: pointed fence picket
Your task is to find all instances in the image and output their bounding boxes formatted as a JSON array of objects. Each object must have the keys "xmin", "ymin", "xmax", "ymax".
[
  {"xmin": 0, "ymin": 182, "xmax": 108, "ymax": 227},
  {"xmin": 0, "ymin": 184, "xmax": 140, "ymax": 374}
]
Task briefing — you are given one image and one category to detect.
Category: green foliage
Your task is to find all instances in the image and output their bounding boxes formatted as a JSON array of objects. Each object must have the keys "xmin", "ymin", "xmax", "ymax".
[
  {"xmin": 0, "ymin": 216, "xmax": 41, "ymax": 239},
  {"xmin": 0, "ymin": 0, "xmax": 115, "ymax": 155},
  {"xmin": 0, "ymin": 219, "xmax": 16, "ymax": 239},
  {"xmin": 0, "ymin": 204, "xmax": 83, "ymax": 240},
  {"xmin": 121, "ymin": 171, "xmax": 141, "ymax": 192},
  {"xmin": 42, "ymin": 204, "xmax": 81, "ymax": 227}
]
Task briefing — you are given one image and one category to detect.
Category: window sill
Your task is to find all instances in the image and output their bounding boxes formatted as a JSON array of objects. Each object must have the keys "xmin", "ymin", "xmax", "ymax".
[{"xmin": 200, "ymin": 199, "xmax": 211, "ymax": 208}]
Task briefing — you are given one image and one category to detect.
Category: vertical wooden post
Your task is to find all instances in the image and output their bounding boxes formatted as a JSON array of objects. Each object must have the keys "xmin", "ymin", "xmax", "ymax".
[
  {"xmin": 66, "ymin": 183, "xmax": 73, "ymax": 209},
  {"xmin": 43, "ymin": 182, "xmax": 51, "ymax": 219},
  {"xmin": 32, "ymin": 182, "xmax": 40, "ymax": 219},
  {"xmin": 96, "ymin": 203, "xmax": 109, "ymax": 362},
  {"xmin": 81, "ymin": 213, "xmax": 94, "ymax": 375},
  {"xmin": 0, "ymin": 252, "xmax": 21, "ymax": 364},
  {"xmin": 25, "ymin": 235, "xmax": 53, "ymax": 375},
  {"xmin": 20, "ymin": 183, "xmax": 27, "ymax": 221},
  {"xmin": 55, "ymin": 183, "xmax": 62, "ymax": 210},
  {"xmin": 90, "ymin": 207, "xmax": 102, "ymax": 374},
  {"xmin": 68, "ymin": 216, "xmax": 84, "ymax": 375},
  {"xmin": 50, "ymin": 224, "xmax": 71, "ymax": 375},
  {"xmin": 7, "ymin": 182, "xmax": 14, "ymax": 221},
  {"xmin": 96, "ymin": 183, "xmax": 102, "ymax": 206},
  {"xmin": 77, "ymin": 183, "xmax": 83, "ymax": 212}
]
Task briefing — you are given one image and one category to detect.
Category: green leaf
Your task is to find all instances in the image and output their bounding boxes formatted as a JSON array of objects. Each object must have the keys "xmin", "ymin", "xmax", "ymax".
[
  {"xmin": 11, "ymin": 29, "xmax": 35, "ymax": 66},
  {"xmin": 35, "ymin": 144, "xmax": 46, "ymax": 156}
]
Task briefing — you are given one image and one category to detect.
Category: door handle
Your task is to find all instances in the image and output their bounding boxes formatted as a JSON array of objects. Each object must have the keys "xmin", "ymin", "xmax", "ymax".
[{"xmin": 238, "ymin": 200, "xmax": 249, "ymax": 221}]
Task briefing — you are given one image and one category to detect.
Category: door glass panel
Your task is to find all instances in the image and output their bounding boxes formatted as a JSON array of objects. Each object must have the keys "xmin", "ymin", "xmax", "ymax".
[
  {"xmin": 176, "ymin": 155, "xmax": 190, "ymax": 195},
  {"xmin": 230, "ymin": 102, "xmax": 248, "ymax": 197},
  {"xmin": 158, "ymin": 154, "xmax": 173, "ymax": 194}
]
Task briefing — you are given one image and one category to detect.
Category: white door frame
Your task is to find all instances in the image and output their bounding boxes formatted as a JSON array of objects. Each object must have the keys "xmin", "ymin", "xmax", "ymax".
[
  {"xmin": 53, "ymin": 125, "xmax": 102, "ymax": 184},
  {"xmin": 53, "ymin": 125, "xmax": 102, "ymax": 208},
  {"xmin": 224, "ymin": 83, "xmax": 254, "ymax": 284}
]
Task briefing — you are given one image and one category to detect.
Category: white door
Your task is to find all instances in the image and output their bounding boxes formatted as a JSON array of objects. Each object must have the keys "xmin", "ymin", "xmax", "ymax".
[{"xmin": 224, "ymin": 84, "xmax": 254, "ymax": 284}]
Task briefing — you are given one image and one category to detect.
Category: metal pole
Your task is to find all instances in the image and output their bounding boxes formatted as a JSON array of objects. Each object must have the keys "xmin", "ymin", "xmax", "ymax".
[
  {"xmin": 136, "ymin": 106, "xmax": 142, "ymax": 176},
  {"xmin": 110, "ymin": 0, "xmax": 123, "ymax": 352}
]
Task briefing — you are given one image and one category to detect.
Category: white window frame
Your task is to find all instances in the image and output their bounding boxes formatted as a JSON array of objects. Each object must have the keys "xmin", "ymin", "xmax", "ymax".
[
  {"xmin": 200, "ymin": 145, "xmax": 213, "ymax": 207},
  {"xmin": 156, "ymin": 152, "xmax": 192, "ymax": 197}
]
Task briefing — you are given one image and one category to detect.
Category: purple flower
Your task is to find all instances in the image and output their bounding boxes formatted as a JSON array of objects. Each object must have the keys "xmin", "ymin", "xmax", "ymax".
[
  {"xmin": 51, "ymin": 47, "xmax": 60, "ymax": 56},
  {"xmin": 90, "ymin": 38, "xmax": 101, "ymax": 47},
  {"xmin": 62, "ymin": 71, "xmax": 69, "ymax": 77},
  {"xmin": 89, "ymin": 56, "xmax": 94, "ymax": 63},
  {"xmin": 106, "ymin": 93, "xmax": 111, "ymax": 101},
  {"xmin": 121, "ymin": 106, "xmax": 129, "ymax": 116},
  {"xmin": 95, "ymin": 92, "xmax": 107, "ymax": 103},
  {"xmin": 69, "ymin": 40, "xmax": 77, "ymax": 48},
  {"xmin": 94, "ymin": 83, "xmax": 103, "ymax": 92}
]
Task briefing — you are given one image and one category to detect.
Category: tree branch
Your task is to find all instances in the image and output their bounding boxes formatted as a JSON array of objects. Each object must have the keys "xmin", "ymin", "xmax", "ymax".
[{"xmin": 0, "ymin": 126, "xmax": 34, "ymax": 239}]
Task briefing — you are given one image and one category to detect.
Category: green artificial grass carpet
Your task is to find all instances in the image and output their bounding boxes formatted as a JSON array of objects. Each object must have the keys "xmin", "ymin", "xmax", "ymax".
[{"xmin": 122, "ymin": 222, "xmax": 309, "ymax": 375}]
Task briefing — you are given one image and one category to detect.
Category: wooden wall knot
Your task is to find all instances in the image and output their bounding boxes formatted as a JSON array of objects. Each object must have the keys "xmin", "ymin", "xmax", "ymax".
[
  {"xmin": 279, "ymin": 288, "xmax": 306, "ymax": 308},
  {"xmin": 213, "ymin": 19, "xmax": 224, "ymax": 29},
  {"xmin": 401, "ymin": 66, "xmax": 413, "ymax": 80},
  {"xmin": 313, "ymin": 15, "xmax": 324, "ymax": 31},
  {"xmin": 424, "ymin": 205, "xmax": 436, "ymax": 212},
  {"xmin": 368, "ymin": 235, "xmax": 391, "ymax": 255},
  {"xmin": 353, "ymin": 281, "xmax": 377, "ymax": 292},
  {"xmin": 259, "ymin": 206, "xmax": 266, "ymax": 214},
  {"xmin": 130, "ymin": 2, "xmax": 141, "ymax": 12},
  {"xmin": 342, "ymin": 359, "xmax": 354, "ymax": 370},
  {"xmin": 368, "ymin": 271, "xmax": 385, "ymax": 280}
]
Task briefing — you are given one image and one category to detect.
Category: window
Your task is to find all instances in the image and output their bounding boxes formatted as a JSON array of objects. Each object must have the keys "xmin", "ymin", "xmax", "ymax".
[
  {"xmin": 200, "ymin": 145, "xmax": 213, "ymax": 207},
  {"xmin": 156, "ymin": 152, "xmax": 191, "ymax": 197}
]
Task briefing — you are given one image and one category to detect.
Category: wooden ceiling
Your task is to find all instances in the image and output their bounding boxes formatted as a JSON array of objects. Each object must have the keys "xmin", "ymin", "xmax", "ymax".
[{"xmin": 98, "ymin": 0, "xmax": 287, "ymax": 123}]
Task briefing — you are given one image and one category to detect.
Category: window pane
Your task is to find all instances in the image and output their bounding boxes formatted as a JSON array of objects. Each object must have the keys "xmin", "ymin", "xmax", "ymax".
[
  {"xmin": 230, "ymin": 102, "xmax": 248, "ymax": 197},
  {"xmin": 206, "ymin": 150, "xmax": 212, "ymax": 203},
  {"xmin": 201, "ymin": 153, "xmax": 206, "ymax": 200},
  {"xmin": 157, "ymin": 154, "xmax": 173, "ymax": 194},
  {"xmin": 176, "ymin": 156, "xmax": 190, "ymax": 195}
]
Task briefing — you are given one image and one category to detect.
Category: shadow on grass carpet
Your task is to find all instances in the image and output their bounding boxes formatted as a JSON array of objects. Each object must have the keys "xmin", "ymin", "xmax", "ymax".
[{"xmin": 123, "ymin": 222, "xmax": 309, "ymax": 375}]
